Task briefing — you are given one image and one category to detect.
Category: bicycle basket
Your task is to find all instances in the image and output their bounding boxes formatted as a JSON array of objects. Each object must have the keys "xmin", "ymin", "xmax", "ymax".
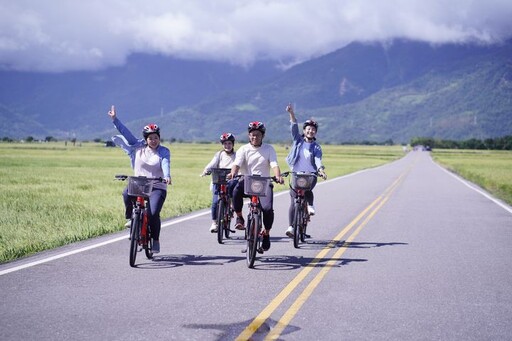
[
  {"xmin": 291, "ymin": 173, "xmax": 316, "ymax": 190},
  {"xmin": 244, "ymin": 175, "xmax": 270, "ymax": 197},
  {"xmin": 127, "ymin": 176, "xmax": 154, "ymax": 198},
  {"xmin": 211, "ymin": 168, "xmax": 231, "ymax": 184}
]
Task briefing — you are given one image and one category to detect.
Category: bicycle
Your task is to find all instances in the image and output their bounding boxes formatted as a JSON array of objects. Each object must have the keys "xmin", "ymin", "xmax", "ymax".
[
  {"xmin": 115, "ymin": 175, "xmax": 163, "ymax": 267},
  {"xmin": 208, "ymin": 168, "xmax": 235, "ymax": 244},
  {"xmin": 238, "ymin": 174, "xmax": 278, "ymax": 268},
  {"xmin": 282, "ymin": 171, "xmax": 319, "ymax": 248}
]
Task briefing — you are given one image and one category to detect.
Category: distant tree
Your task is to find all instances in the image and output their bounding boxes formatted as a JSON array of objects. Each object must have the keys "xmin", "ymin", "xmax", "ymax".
[
  {"xmin": 26, "ymin": 136, "xmax": 34, "ymax": 142},
  {"xmin": 93, "ymin": 138, "xmax": 102, "ymax": 143},
  {"xmin": 45, "ymin": 136, "xmax": 56, "ymax": 142}
]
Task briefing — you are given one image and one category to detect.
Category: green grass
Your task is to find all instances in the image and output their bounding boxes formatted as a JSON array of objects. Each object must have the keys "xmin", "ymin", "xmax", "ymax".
[
  {"xmin": 0, "ymin": 142, "xmax": 405, "ymax": 263},
  {"xmin": 432, "ymin": 149, "xmax": 512, "ymax": 205}
]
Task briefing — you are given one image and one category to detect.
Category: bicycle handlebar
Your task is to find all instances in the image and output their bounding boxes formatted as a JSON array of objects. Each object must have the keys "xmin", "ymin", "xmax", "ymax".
[{"xmin": 114, "ymin": 174, "xmax": 165, "ymax": 182}]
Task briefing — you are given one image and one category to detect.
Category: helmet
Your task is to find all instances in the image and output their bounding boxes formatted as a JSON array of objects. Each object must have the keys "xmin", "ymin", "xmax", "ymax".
[
  {"xmin": 143, "ymin": 123, "xmax": 160, "ymax": 138},
  {"xmin": 247, "ymin": 121, "xmax": 266, "ymax": 134},
  {"xmin": 303, "ymin": 119, "xmax": 318, "ymax": 131},
  {"xmin": 220, "ymin": 132, "xmax": 235, "ymax": 144}
]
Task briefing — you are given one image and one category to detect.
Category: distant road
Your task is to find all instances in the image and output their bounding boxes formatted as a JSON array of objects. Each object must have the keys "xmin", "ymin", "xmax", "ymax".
[{"xmin": 1, "ymin": 151, "xmax": 511, "ymax": 340}]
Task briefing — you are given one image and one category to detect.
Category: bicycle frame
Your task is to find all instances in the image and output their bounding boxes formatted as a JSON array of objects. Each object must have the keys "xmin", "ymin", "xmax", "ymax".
[{"xmin": 245, "ymin": 194, "xmax": 264, "ymax": 268}]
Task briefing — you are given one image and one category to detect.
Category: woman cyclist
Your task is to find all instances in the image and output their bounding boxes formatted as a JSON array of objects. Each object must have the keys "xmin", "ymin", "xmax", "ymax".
[
  {"xmin": 201, "ymin": 133, "xmax": 236, "ymax": 233},
  {"xmin": 285, "ymin": 103, "xmax": 327, "ymax": 238},
  {"xmin": 228, "ymin": 121, "xmax": 284, "ymax": 251},
  {"xmin": 107, "ymin": 105, "xmax": 171, "ymax": 254}
]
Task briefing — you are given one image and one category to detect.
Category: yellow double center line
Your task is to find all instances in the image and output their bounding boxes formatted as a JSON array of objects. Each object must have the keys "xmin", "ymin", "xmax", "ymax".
[{"xmin": 236, "ymin": 169, "xmax": 409, "ymax": 341}]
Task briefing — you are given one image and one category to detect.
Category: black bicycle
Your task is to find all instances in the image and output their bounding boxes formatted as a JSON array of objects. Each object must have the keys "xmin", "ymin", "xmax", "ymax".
[
  {"xmin": 282, "ymin": 171, "xmax": 319, "ymax": 248},
  {"xmin": 209, "ymin": 168, "xmax": 235, "ymax": 244},
  {"xmin": 240, "ymin": 175, "xmax": 279, "ymax": 268},
  {"xmin": 115, "ymin": 175, "xmax": 163, "ymax": 267}
]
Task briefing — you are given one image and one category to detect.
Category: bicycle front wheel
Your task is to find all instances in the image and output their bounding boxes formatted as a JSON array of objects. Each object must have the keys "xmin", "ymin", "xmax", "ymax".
[
  {"xmin": 293, "ymin": 203, "xmax": 302, "ymax": 249},
  {"xmin": 144, "ymin": 215, "xmax": 153, "ymax": 260},
  {"xmin": 216, "ymin": 199, "xmax": 226, "ymax": 244},
  {"xmin": 129, "ymin": 213, "xmax": 140, "ymax": 267},
  {"xmin": 246, "ymin": 213, "xmax": 259, "ymax": 268}
]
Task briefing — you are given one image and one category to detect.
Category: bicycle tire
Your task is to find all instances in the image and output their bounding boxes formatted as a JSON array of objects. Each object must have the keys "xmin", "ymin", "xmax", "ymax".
[
  {"xmin": 301, "ymin": 208, "xmax": 308, "ymax": 243},
  {"xmin": 224, "ymin": 199, "xmax": 232, "ymax": 239},
  {"xmin": 144, "ymin": 214, "xmax": 153, "ymax": 259},
  {"xmin": 293, "ymin": 202, "xmax": 301, "ymax": 248},
  {"xmin": 129, "ymin": 213, "xmax": 140, "ymax": 267},
  {"xmin": 246, "ymin": 213, "xmax": 259, "ymax": 268},
  {"xmin": 216, "ymin": 199, "xmax": 225, "ymax": 244}
]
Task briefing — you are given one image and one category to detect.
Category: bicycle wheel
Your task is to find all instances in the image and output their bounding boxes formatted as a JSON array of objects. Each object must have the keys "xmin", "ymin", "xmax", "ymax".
[
  {"xmin": 129, "ymin": 213, "xmax": 140, "ymax": 267},
  {"xmin": 246, "ymin": 213, "xmax": 259, "ymax": 268},
  {"xmin": 301, "ymin": 210, "xmax": 309, "ymax": 243},
  {"xmin": 216, "ymin": 199, "xmax": 225, "ymax": 244},
  {"xmin": 224, "ymin": 200, "xmax": 232, "ymax": 239},
  {"xmin": 293, "ymin": 203, "xmax": 302, "ymax": 248},
  {"xmin": 144, "ymin": 215, "xmax": 153, "ymax": 259}
]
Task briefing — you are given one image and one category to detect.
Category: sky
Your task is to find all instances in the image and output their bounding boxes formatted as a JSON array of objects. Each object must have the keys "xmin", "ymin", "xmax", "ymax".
[{"xmin": 1, "ymin": 0, "xmax": 512, "ymax": 73}]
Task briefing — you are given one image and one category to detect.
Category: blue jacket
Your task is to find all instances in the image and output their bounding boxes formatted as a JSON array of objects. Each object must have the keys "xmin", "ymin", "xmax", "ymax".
[
  {"xmin": 285, "ymin": 122, "xmax": 324, "ymax": 170},
  {"xmin": 111, "ymin": 117, "xmax": 171, "ymax": 178}
]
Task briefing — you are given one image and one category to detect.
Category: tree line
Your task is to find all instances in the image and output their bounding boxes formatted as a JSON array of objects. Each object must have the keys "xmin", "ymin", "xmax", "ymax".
[{"xmin": 411, "ymin": 136, "xmax": 512, "ymax": 150}]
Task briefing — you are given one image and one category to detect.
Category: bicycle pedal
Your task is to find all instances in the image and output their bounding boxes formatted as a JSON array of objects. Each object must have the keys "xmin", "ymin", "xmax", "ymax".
[
  {"xmin": 257, "ymin": 247, "xmax": 264, "ymax": 254},
  {"xmin": 229, "ymin": 229, "xmax": 236, "ymax": 233}
]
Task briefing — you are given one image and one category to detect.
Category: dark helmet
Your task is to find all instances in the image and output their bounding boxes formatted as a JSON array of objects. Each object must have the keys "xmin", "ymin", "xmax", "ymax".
[
  {"xmin": 303, "ymin": 119, "xmax": 318, "ymax": 131},
  {"xmin": 220, "ymin": 132, "xmax": 235, "ymax": 144},
  {"xmin": 247, "ymin": 121, "xmax": 266, "ymax": 134},
  {"xmin": 143, "ymin": 123, "xmax": 160, "ymax": 139}
]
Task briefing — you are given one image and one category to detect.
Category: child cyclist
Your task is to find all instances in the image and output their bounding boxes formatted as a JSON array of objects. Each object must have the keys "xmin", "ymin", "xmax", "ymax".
[
  {"xmin": 285, "ymin": 103, "xmax": 327, "ymax": 238},
  {"xmin": 200, "ymin": 133, "xmax": 237, "ymax": 233}
]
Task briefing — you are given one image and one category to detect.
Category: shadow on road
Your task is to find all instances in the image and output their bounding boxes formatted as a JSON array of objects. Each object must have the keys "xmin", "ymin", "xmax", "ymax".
[
  {"xmin": 183, "ymin": 316, "xmax": 300, "ymax": 341},
  {"xmin": 301, "ymin": 239, "xmax": 408, "ymax": 250},
  {"xmin": 134, "ymin": 254, "xmax": 244, "ymax": 269}
]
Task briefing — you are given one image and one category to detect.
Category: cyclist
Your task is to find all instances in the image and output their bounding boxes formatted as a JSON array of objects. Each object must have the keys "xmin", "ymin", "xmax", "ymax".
[
  {"xmin": 107, "ymin": 105, "xmax": 171, "ymax": 254},
  {"xmin": 201, "ymin": 132, "xmax": 237, "ymax": 233},
  {"xmin": 285, "ymin": 103, "xmax": 327, "ymax": 238},
  {"xmin": 228, "ymin": 121, "xmax": 284, "ymax": 251}
]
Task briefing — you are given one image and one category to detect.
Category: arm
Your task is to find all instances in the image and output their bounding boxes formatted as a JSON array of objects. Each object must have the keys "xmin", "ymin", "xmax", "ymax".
[
  {"xmin": 201, "ymin": 152, "xmax": 220, "ymax": 176},
  {"xmin": 160, "ymin": 146, "xmax": 172, "ymax": 184},
  {"xmin": 286, "ymin": 104, "xmax": 301, "ymax": 141},
  {"xmin": 108, "ymin": 105, "xmax": 139, "ymax": 145}
]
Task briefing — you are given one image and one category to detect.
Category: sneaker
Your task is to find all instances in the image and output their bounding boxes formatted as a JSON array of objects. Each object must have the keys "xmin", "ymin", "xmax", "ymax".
[
  {"xmin": 262, "ymin": 234, "xmax": 271, "ymax": 251},
  {"xmin": 124, "ymin": 220, "xmax": 131, "ymax": 228},
  {"xmin": 235, "ymin": 216, "xmax": 245, "ymax": 230},
  {"xmin": 307, "ymin": 205, "xmax": 316, "ymax": 216},
  {"xmin": 285, "ymin": 226, "xmax": 294, "ymax": 238},
  {"xmin": 210, "ymin": 222, "xmax": 218, "ymax": 233},
  {"xmin": 152, "ymin": 240, "xmax": 160, "ymax": 254}
]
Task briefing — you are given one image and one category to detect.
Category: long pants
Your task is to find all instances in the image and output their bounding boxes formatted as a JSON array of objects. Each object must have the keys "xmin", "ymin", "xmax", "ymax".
[
  {"xmin": 232, "ymin": 178, "xmax": 274, "ymax": 230},
  {"xmin": 288, "ymin": 177, "xmax": 317, "ymax": 226},
  {"xmin": 123, "ymin": 187, "xmax": 167, "ymax": 240}
]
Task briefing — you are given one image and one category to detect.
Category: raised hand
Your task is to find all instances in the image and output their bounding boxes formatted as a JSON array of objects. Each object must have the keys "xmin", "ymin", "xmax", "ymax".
[{"xmin": 108, "ymin": 105, "xmax": 116, "ymax": 120}]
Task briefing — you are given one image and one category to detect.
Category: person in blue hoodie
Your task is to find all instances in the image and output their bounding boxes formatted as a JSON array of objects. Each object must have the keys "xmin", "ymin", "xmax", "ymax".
[
  {"xmin": 285, "ymin": 103, "xmax": 327, "ymax": 238},
  {"xmin": 108, "ymin": 105, "xmax": 171, "ymax": 253}
]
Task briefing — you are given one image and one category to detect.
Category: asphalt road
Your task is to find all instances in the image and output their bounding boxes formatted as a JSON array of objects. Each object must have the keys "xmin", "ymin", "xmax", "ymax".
[{"xmin": 1, "ymin": 151, "xmax": 511, "ymax": 341}]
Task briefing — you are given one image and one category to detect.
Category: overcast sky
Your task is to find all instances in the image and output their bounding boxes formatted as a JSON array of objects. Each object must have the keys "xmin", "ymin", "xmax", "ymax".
[{"xmin": 1, "ymin": 0, "xmax": 512, "ymax": 73}]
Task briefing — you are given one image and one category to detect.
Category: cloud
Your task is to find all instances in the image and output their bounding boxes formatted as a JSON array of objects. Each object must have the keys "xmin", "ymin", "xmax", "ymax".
[{"xmin": 1, "ymin": 0, "xmax": 512, "ymax": 72}]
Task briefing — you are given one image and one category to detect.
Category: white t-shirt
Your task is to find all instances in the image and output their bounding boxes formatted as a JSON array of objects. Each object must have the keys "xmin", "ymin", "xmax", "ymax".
[
  {"xmin": 234, "ymin": 143, "xmax": 279, "ymax": 177},
  {"xmin": 134, "ymin": 147, "xmax": 166, "ymax": 190}
]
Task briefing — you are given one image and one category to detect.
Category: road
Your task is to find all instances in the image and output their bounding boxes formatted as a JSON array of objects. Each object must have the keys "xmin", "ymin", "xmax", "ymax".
[{"xmin": 1, "ymin": 151, "xmax": 511, "ymax": 340}]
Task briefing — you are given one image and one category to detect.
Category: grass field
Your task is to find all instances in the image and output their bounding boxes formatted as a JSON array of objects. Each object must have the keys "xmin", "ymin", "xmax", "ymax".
[
  {"xmin": 0, "ymin": 142, "xmax": 406, "ymax": 263},
  {"xmin": 432, "ymin": 149, "xmax": 512, "ymax": 206}
]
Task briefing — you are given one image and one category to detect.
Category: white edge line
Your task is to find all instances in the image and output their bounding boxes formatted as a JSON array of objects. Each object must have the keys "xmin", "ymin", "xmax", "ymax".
[
  {"xmin": 432, "ymin": 158, "xmax": 512, "ymax": 215},
  {"xmin": 0, "ymin": 166, "xmax": 383, "ymax": 276}
]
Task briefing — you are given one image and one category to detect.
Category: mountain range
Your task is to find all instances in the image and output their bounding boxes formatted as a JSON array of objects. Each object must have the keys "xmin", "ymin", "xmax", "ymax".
[{"xmin": 1, "ymin": 39, "xmax": 511, "ymax": 144}]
